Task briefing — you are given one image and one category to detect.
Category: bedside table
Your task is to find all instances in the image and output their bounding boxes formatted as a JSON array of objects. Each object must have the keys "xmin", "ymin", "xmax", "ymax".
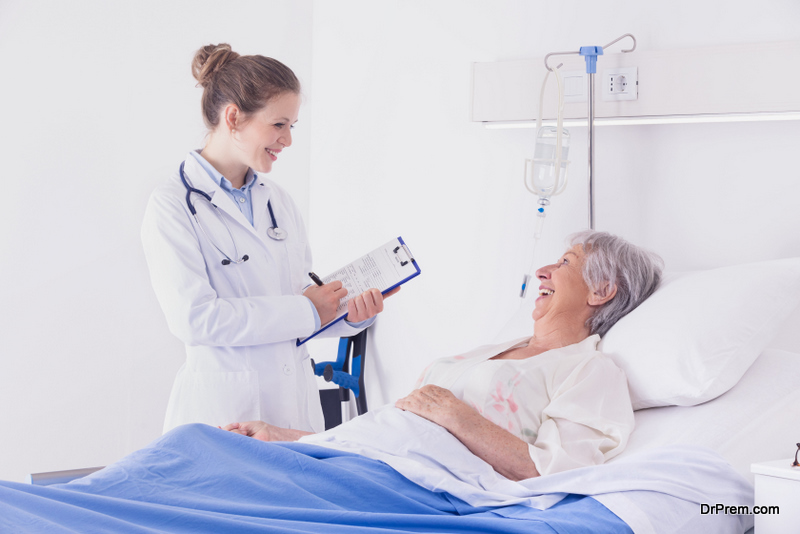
[{"xmin": 751, "ymin": 459, "xmax": 800, "ymax": 533}]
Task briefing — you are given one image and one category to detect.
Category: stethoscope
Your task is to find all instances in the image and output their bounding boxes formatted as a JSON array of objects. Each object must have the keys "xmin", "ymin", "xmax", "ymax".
[{"xmin": 180, "ymin": 161, "xmax": 287, "ymax": 266}]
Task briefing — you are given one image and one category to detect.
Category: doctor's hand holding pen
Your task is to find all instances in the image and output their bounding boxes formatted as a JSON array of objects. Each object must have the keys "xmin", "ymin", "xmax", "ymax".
[{"xmin": 303, "ymin": 281, "xmax": 347, "ymax": 325}]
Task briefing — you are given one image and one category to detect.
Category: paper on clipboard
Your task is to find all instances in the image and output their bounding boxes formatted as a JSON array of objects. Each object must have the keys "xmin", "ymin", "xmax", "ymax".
[{"xmin": 297, "ymin": 237, "xmax": 420, "ymax": 346}]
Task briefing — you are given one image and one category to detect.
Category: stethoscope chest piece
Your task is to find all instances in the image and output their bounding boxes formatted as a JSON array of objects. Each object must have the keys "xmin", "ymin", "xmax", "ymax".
[
  {"xmin": 264, "ymin": 194, "xmax": 287, "ymax": 240},
  {"xmin": 267, "ymin": 226, "xmax": 287, "ymax": 241}
]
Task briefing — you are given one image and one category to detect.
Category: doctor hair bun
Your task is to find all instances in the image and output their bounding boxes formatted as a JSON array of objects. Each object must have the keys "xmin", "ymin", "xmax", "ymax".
[
  {"xmin": 191, "ymin": 43, "xmax": 301, "ymax": 131},
  {"xmin": 192, "ymin": 43, "xmax": 240, "ymax": 88}
]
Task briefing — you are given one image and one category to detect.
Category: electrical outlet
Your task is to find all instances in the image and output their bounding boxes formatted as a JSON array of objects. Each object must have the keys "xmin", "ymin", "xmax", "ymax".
[{"xmin": 602, "ymin": 67, "xmax": 637, "ymax": 101}]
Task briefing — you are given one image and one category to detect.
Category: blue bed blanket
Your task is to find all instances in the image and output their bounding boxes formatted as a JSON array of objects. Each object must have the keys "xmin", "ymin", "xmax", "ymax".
[{"xmin": 0, "ymin": 424, "xmax": 631, "ymax": 533}]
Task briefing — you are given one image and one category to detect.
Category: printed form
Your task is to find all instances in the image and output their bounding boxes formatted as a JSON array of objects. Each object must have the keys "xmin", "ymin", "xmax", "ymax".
[
  {"xmin": 297, "ymin": 237, "xmax": 420, "ymax": 345},
  {"xmin": 322, "ymin": 239, "xmax": 416, "ymax": 316}
]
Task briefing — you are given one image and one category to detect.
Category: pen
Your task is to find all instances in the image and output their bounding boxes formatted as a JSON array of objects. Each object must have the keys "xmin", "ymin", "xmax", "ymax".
[{"xmin": 308, "ymin": 272, "xmax": 324, "ymax": 286}]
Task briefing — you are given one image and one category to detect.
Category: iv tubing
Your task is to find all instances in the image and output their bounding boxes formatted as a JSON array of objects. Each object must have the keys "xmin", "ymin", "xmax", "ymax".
[
  {"xmin": 519, "ymin": 212, "xmax": 546, "ymax": 298},
  {"xmin": 554, "ymin": 67, "xmax": 565, "ymax": 196}
]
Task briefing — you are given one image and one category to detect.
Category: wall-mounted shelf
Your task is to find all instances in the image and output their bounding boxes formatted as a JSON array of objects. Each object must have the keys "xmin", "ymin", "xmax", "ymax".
[{"xmin": 472, "ymin": 41, "xmax": 800, "ymax": 125}]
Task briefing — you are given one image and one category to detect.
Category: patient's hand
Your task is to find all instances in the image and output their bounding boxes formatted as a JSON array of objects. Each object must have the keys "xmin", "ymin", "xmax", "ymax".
[
  {"xmin": 221, "ymin": 421, "xmax": 313, "ymax": 442},
  {"xmin": 396, "ymin": 385, "xmax": 541, "ymax": 481},
  {"xmin": 395, "ymin": 384, "xmax": 473, "ymax": 429}
]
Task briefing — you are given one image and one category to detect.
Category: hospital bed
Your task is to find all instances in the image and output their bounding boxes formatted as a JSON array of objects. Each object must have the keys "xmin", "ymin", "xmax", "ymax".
[{"xmin": 2, "ymin": 258, "xmax": 799, "ymax": 533}]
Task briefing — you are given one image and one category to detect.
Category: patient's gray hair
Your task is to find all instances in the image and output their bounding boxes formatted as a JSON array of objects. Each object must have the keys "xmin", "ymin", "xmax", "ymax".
[{"xmin": 568, "ymin": 231, "xmax": 664, "ymax": 337}]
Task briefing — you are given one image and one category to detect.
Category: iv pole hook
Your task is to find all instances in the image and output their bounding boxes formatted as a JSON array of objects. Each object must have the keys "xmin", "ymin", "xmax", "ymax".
[
  {"xmin": 543, "ymin": 33, "xmax": 636, "ymax": 72},
  {"xmin": 603, "ymin": 33, "xmax": 636, "ymax": 54}
]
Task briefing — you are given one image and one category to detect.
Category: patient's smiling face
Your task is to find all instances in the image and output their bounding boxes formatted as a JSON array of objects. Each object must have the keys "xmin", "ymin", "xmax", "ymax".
[{"xmin": 532, "ymin": 245, "xmax": 593, "ymax": 324}]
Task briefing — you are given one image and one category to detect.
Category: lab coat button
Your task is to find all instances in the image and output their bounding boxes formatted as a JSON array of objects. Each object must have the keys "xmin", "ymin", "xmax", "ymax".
[{"xmin": 283, "ymin": 365, "xmax": 292, "ymax": 375}]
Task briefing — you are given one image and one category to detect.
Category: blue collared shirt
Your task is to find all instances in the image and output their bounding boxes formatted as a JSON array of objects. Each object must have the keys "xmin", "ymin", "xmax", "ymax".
[{"xmin": 191, "ymin": 151, "xmax": 257, "ymax": 225}]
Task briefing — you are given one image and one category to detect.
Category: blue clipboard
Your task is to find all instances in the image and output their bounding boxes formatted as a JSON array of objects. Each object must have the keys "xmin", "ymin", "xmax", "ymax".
[{"xmin": 297, "ymin": 236, "xmax": 420, "ymax": 346}]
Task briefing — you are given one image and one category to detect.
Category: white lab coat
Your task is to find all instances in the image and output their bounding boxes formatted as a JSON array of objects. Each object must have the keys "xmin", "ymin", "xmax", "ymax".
[{"xmin": 142, "ymin": 153, "xmax": 365, "ymax": 434}]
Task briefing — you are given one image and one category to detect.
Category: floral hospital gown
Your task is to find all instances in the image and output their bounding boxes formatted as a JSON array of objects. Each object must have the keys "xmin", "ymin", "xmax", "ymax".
[{"xmin": 415, "ymin": 334, "xmax": 634, "ymax": 476}]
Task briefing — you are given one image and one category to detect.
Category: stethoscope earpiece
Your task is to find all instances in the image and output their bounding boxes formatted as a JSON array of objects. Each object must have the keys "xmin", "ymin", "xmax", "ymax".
[{"xmin": 221, "ymin": 255, "xmax": 248, "ymax": 266}]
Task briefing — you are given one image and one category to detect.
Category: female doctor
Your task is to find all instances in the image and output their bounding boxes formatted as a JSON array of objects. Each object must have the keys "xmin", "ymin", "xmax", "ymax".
[{"xmin": 142, "ymin": 43, "xmax": 392, "ymax": 434}]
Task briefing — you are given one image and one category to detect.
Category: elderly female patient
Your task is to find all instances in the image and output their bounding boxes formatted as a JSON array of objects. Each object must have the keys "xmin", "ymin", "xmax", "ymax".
[{"xmin": 225, "ymin": 230, "xmax": 663, "ymax": 481}]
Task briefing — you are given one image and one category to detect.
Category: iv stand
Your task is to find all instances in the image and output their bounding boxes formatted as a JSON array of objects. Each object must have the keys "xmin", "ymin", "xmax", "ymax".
[{"xmin": 543, "ymin": 34, "xmax": 637, "ymax": 230}]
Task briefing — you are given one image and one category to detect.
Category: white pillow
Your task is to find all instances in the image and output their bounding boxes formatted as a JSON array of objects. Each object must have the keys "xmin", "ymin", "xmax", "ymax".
[{"xmin": 599, "ymin": 258, "xmax": 800, "ymax": 410}]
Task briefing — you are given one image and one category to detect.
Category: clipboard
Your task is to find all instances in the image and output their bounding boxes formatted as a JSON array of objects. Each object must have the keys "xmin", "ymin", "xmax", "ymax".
[{"xmin": 297, "ymin": 236, "xmax": 420, "ymax": 346}]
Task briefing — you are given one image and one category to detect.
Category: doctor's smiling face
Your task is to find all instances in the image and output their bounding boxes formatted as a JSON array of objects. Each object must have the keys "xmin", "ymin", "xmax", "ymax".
[
  {"xmin": 229, "ymin": 91, "xmax": 300, "ymax": 175},
  {"xmin": 192, "ymin": 46, "xmax": 302, "ymax": 186}
]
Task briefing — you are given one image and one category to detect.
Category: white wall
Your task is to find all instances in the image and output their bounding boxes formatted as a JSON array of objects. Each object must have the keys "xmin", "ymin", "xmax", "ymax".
[
  {"xmin": 0, "ymin": 0, "xmax": 314, "ymax": 482},
  {"xmin": 306, "ymin": 0, "xmax": 800, "ymax": 407}
]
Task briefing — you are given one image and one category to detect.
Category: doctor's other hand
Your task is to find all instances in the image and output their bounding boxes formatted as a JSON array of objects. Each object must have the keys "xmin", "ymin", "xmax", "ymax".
[
  {"xmin": 221, "ymin": 421, "xmax": 312, "ymax": 442},
  {"xmin": 304, "ymin": 281, "xmax": 348, "ymax": 325},
  {"xmin": 346, "ymin": 287, "xmax": 400, "ymax": 323}
]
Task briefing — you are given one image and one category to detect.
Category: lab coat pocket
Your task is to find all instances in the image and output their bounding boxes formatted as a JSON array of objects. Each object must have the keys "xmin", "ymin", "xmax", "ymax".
[
  {"xmin": 173, "ymin": 370, "xmax": 261, "ymax": 428},
  {"xmin": 287, "ymin": 236, "xmax": 310, "ymax": 292}
]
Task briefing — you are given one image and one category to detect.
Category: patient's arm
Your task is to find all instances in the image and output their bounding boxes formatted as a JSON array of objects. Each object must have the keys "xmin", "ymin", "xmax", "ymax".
[
  {"xmin": 395, "ymin": 385, "xmax": 540, "ymax": 481},
  {"xmin": 221, "ymin": 421, "xmax": 312, "ymax": 442}
]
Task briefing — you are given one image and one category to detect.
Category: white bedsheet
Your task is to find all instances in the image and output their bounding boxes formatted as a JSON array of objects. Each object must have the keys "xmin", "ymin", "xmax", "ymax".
[{"xmin": 300, "ymin": 404, "xmax": 754, "ymax": 534}]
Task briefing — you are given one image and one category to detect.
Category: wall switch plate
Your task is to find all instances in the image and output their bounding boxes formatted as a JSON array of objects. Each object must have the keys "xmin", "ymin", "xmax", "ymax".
[
  {"xmin": 562, "ymin": 70, "xmax": 588, "ymax": 103},
  {"xmin": 602, "ymin": 67, "xmax": 638, "ymax": 101}
]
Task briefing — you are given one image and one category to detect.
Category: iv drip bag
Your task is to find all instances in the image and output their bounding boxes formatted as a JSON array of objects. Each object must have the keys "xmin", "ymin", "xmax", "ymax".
[
  {"xmin": 524, "ymin": 66, "xmax": 570, "ymax": 200},
  {"xmin": 529, "ymin": 127, "xmax": 570, "ymax": 197}
]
